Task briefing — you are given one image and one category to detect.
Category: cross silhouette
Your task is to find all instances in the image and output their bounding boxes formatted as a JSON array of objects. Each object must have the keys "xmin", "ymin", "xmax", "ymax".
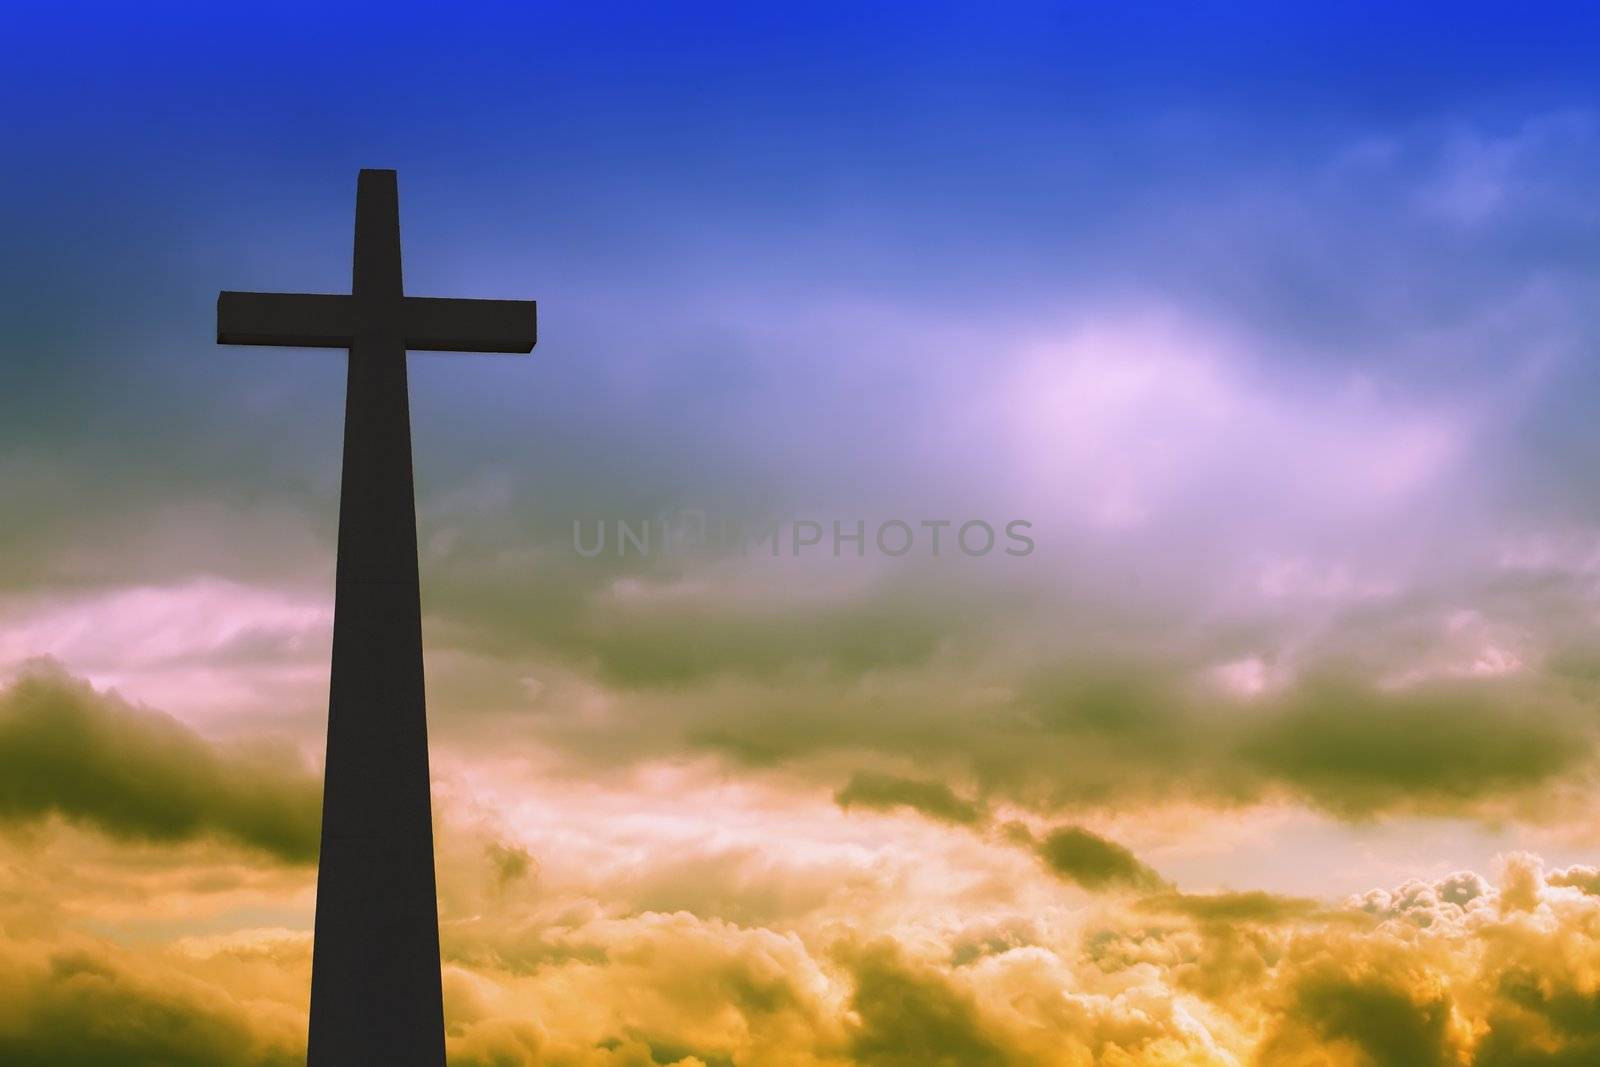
[
  {"xmin": 219, "ymin": 172, "xmax": 535, "ymax": 354},
  {"xmin": 218, "ymin": 169, "xmax": 536, "ymax": 1066}
]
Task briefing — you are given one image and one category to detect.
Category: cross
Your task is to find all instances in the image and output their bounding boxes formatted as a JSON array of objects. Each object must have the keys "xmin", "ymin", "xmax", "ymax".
[
  {"xmin": 218, "ymin": 169, "xmax": 536, "ymax": 1067},
  {"xmin": 217, "ymin": 192, "xmax": 537, "ymax": 356}
]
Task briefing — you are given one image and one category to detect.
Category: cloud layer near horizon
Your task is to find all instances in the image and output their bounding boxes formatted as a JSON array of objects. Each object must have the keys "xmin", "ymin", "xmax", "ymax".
[
  {"xmin": 5, "ymin": 756, "xmax": 1600, "ymax": 1067},
  {"xmin": 0, "ymin": 664, "xmax": 321, "ymax": 862}
]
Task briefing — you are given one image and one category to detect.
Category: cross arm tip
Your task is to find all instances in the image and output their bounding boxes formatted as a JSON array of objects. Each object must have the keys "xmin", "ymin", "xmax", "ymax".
[{"xmin": 402, "ymin": 296, "xmax": 537, "ymax": 354}]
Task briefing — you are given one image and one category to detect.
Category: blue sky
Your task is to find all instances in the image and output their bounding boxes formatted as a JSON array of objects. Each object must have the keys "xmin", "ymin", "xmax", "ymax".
[{"xmin": 6, "ymin": 2, "xmax": 1600, "ymax": 536}]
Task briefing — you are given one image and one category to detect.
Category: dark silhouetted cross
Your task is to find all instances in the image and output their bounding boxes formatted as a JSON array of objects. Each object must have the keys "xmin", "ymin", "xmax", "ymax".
[{"xmin": 218, "ymin": 169, "xmax": 536, "ymax": 1067}]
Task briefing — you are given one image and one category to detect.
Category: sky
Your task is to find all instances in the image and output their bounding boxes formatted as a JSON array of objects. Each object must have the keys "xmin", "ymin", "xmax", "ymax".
[{"xmin": 5, "ymin": 3, "xmax": 1600, "ymax": 1064}]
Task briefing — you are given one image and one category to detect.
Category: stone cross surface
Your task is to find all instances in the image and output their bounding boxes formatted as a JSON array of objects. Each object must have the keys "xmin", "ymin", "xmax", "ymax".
[{"xmin": 218, "ymin": 169, "xmax": 536, "ymax": 1066}]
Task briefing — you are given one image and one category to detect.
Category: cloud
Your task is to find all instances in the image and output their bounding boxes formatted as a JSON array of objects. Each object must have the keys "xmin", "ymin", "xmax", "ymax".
[
  {"xmin": 515, "ymin": 640, "xmax": 1598, "ymax": 833},
  {"xmin": 432, "ymin": 857, "xmax": 1600, "ymax": 1062},
  {"xmin": 1238, "ymin": 675, "xmax": 1591, "ymax": 816},
  {"xmin": 835, "ymin": 772, "xmax": 986, "ymax": 826},
  {"xmin": 7, "ymin": 788, "xmax": 1600, "ymax": 1066},
  {"xmin": 1138, "ymin": 890, "xmax": 1321, "ymax": 925},
  {"xmin": 1548, "ymin": 864, "xmax": 1600, "ymax": 895},
  {"xmin": 445, "ymin": 911, "xmax": 851, "ymax": 1067},
  {"xmin": 0, "ymin": 929, "xmax": 306, "ymax": 1067},
  {"xmin": 0, "ymin": 664, "xmax": 320, "ymax": 862},
  {"xmin": 0, "ymin": 577, "xmax": 333, "ymax": 723},
  {"xmin": 844, "ymin": 940, "xmax": 1011, "ymax": 1067},
  {"xmin": 1269, "ymin": 971, "xmax": 1459, "ymax": 1067},
  {"xmin": 1031, "ymin": 825, "xmax": 1166, "ymax": 892}
]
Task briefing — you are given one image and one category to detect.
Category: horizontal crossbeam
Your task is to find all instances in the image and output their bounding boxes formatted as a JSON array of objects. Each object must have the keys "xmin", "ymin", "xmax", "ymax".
[
  {"xmin": 218, "ymin": 292, "xmax": 353, "ymax": 348},
  {"xmin": 402, "ymin": 297, "xmax": 537, "ymax": 353},
  {"xmin": 217, "ymin": 292, "xmax": 537, "ymax": 353}
]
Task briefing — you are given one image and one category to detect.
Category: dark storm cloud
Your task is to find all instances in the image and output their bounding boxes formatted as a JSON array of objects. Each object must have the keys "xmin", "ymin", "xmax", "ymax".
[
  {"xmin": 1236, "ymin": 674, "xmax": 1587, "ymax": 817},
  {"xmin": 532, "ymin": 635, "xmax": 1598, "ymax": 825},
  {"xmin": 1031, "ymin": 826, "xmax": 1166, "ymax": 892},
  {"xmin": 1023, "ymin": 662, "xmax": 1595, "ymax": 816},
  {"xmin": 845, "ymin": 941, "xmax": 1012, "ymax": 1067},
  {"xmin": 833, "ymin": 777, "xmax": 1180, "ymax": 900},
  {"xmin": 0, "ymin": 921, "xmax": 305, "ymax": 1062},
  {"xmin": 1137, "ymin": 890, "xmax": 1322, "ymax": 925},
  {"xmin": 835, "ymin": 772, "xmax": 987, "ymax": 826},
  {"xmin": 1473, "ymin": 971, "xmax": 1600, "ymax": 1067},
  {"xmin": 1012, "ymin": 661, "xmax": 1599, "ymax": 817},
  {"xmin": 0, "ymin": 942, "xmax": 303, "ymax": 1066},
  {"xmin": 1275, "ymin": 975, "xmax": 1457, "ymax": 1067},
  {"xmin": 0, "ymin": 665, "xmax": 320, "ymax": 862}
]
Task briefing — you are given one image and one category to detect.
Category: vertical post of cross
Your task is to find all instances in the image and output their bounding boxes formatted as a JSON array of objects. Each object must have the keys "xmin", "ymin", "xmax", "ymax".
[
  {"xmin": 217, "ymin": 169, "xmax": 536, "ymax": 1065},
  {"xmin": 309, "ymin": 169, "xmax": 444, "ymax": 1066}
]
